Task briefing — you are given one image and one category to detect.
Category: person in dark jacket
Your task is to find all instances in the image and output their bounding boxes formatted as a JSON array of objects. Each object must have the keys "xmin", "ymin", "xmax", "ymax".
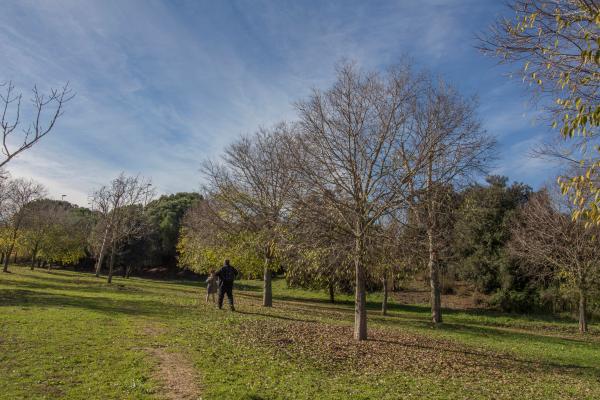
[{"xmin": 216, "ymin": 259, "xmax": 238, "ymax": 311}]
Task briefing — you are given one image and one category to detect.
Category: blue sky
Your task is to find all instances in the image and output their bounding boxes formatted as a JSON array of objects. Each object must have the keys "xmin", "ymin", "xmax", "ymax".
[{"xmin": 0, "ymin": 0, "xmax": 557, "ymax": 206}]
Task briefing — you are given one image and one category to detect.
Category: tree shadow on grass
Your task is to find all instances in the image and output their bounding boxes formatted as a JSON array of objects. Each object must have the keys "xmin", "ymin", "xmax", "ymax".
[
  {"xmin": 369, "ymin": 336, "xmax": 600, "ymax": 377},
  {"xmin": 270, "ymin": 292, "xmax": 590, "ymax": 334},
  {"xmin": 270, "ymin": 295, "xmax": 435, "ymax": 321},
  {"xmin": 376, "ymin": 301, "xmax": 579, "ymax": 327},
  {"xmin": 269, "ymin": 280, "xmax": 583, "ymax": 323},
  {"xmin": 233, "ymin": 283, "xmax": 263, "ymax": 292},
  {"xmin": 235, "ymin": 309, "xmax": 318, "ymax": 324},
  {"xmin": 240, "ymin": 395, "xmax": 269, "ymax": 400},
  {"xmin": 5, "ymin": 279, "xmax": 145, "ymax": 294},
  {"xmin": 238, "ymin": 292, "xmax": 599, "ymax": 351},
  {"xmin": 0, "ymin": 288, "xmax": 187, "ymax": 320},
  {"xmin": 436, "ymin": 320, "xmax": 599, "ymax": 347},
  {"xmin": 378, "ymin": 307, "xmax": 596, "ymax": 339},
  {"xmin": 437, "ymin": 305, "xmax": 582, "ymax": 325},
  {"xmin": 4, "ymin": 269, "xmax": 122, "ymax": 287},
  {"xmin": 5, "ymin": 270, "xmax": 206, "ymax": 300},
  {"xmin": 146, "ymin": 278, "xmax": 260, "ymax": 292},
  {"xmin": 15, "ymin": 269, "xmax": 585, "ymax": 327},
  {"xmin": 272, "ymin": 294, "xmax": 426, "ymax": 313},
  {"xmin": 140, "ymin": 278, "xmax": 203, "ymax": 289}
]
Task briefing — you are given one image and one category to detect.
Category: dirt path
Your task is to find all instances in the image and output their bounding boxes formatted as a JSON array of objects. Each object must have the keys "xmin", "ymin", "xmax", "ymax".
[{"xmin": 144, "ymin": 325, "xmax": 202, "ymax": 400}]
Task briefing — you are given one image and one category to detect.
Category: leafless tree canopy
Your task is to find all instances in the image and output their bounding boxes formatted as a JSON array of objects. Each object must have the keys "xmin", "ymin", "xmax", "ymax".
[
  {"xmin": 0, "ymin": 81, "xmax": 74, "ymax": 168},
  {"xmin": 290, "ymin": 62, "xmax": 424, "ymax": 339},
  {"xmin": 279, "ymin": 62, "xmax": 495, "ymax": 338},
  {"xmin": 399, "ymin": 80, "xmax": 495, "ymax": 323},
  {"xmin": 509, "ymin": 189, "xmax": 600, "ymax": 332},
  {"xmin": 89, "ymin": 173, "xmax": 154, "ymax": 282},
  {"xmin": 202, "ymin": 124, "xmax": 296, "ymax": 232}
]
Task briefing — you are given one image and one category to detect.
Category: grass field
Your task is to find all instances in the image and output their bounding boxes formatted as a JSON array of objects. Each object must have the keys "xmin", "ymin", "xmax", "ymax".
[{"xmin": 1, "ymin": 265, "xmax": 599, "ymax": 399}]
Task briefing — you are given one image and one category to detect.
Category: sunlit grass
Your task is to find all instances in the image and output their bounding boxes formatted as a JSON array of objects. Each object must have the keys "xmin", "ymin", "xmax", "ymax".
[{"xmin": 1, "ymin": 266, "xmax": 598, "ymax": 399}]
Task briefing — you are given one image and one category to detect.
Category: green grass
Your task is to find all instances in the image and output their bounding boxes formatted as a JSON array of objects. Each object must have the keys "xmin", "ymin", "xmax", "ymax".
[{"xmin": 1, "ymin": 266, "xmax": 599, "ymax": 399}]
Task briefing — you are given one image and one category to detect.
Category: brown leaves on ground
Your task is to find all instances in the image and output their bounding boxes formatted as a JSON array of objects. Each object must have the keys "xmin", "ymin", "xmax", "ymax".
[{"xmin": 237, "ymin": 314, "xmax": 598, "ymax": 388}]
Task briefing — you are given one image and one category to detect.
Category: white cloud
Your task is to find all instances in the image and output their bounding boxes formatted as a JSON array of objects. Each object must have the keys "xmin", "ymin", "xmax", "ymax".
[
  {"xmin": 491, "ymin": 134, "xmax": 559, "ymax": 186},
  {"xmin": 0, "ymin": 0, "xmax": 548, "ymax": 204}
]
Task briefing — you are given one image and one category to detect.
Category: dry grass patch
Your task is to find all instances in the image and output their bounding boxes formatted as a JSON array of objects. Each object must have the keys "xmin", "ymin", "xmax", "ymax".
[
  {"xmin": 146, "ymin": 347, "xmax": 202, "ymax": 400},
  {"xmin": 144, "ymin": 323, "xmax": 202, "ymax": 400}
]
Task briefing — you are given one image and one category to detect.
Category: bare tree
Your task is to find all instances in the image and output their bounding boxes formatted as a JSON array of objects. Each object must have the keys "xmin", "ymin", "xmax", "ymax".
[
  {"xmin": 89, "ymin": 193, "xmax": 110, "ymax": 277},
  {"xmin": 1, "ymin": 178, "xmax": 46, "ymax": 272},
  {"xmin": 89, "ymin": 174, "xmax": 153, "ymax": 282},
  {"xmin": 0, "ymin": 81, "xmax": 73, "ymax": 167},
  {"xmin": 201, "ymin": 124, "xmax": 296, "ymax": 307},
  {"xmin": 291, "ymin": 62, "xmax": 419, "ymax": 340},
  {"xmin": 509, "ymin": 189, "xmax": 599, "ymax": 333},
  {"xmin": 398, "ymin": 81, "xmax": 495, "ymax": 324},
  {"xmin": 0, "ymin": 171, "xmax": 13, "ymax": 224},
  {"xmin": 90, "ymin": 182, "xmax": 121, "ymax": 277}
]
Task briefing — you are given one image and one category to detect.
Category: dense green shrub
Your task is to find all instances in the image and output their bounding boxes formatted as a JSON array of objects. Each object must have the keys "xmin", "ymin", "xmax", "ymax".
[
  {"xmin": 453, "ymin": 176, "xmax": 532, "ymax": 294},
  {"xmin": 489, "ymin": 288, "xmax": 539, "ymax": 313}
]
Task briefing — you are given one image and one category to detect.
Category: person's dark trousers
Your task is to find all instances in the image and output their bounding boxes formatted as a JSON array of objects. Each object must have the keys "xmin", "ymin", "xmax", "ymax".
[{"xmin": 218, "ymin": 282, "xmax": 234, "ymax": 310}]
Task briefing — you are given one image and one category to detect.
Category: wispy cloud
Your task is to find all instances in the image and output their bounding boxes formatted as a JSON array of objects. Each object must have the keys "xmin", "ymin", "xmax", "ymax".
[
  {"xmin": 0, "ymin": 0, "xmax": 552, "ymax": 205},
  {"xmin": 491, "ymin": 134, "xmax": 559, "ymax": 187}
]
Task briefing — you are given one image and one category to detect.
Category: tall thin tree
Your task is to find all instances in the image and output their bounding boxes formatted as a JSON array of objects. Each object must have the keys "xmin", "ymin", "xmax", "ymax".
[
  {"xmin": 292, "ymin": 62, "xmax": 418, "ymax": 340},
  {"xmin": 398, "ymin": 81, "xmax": 495, "ymax": 323}
]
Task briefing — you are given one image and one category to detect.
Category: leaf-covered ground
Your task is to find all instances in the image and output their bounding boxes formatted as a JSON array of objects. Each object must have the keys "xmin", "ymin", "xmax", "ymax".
[{"xmin": 1, "ymin": 266, "xmax": 599, "ymax": 399}]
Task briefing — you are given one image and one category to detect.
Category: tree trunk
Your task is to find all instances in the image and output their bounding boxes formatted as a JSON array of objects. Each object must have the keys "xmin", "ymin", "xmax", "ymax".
[
  {"xmin": 37, "ymin": 259, "xmax": 42, "ymax": 269},
  {"xmin": 579, "ymin": 288, "xmax": 588, "ymax": 333},
  {"xmin": 263, "ymin": 258, "xmax": 273, "ymax": 307},
  {"xmin": 13, "ymin": 251, "xmax": 17, "ymax": 264},
  {"xmin": 95, "ymin": 251, "xmax": 105, "ymax": 277},
  {"xmin": 30, "ymin": 244, "xmax": 38, "ymax": 270},
  {"xmin": 3, "ymin": 244, "xmax": 14, "ymax": 272},
  {"xmin": 425, "ymin": 151, "xmax": 442, "ymax": 324},
  {"xmin": 428, "ymin": 229, "xmax": 442, "ymax": 324},
  {"xmin": 47, "ymin": 260, "xmax": 51, "ymax": 272},
  {"xmin": 94, "ymin": 224, "xmax": 111, "ymax": 277},
  {"xmin": 0, "ymin": 253, "xmax": 4, "ymax": 267},
  {"xmin": 354, "ymin": 236, "xmax": 367, "ymax": 341},
  {"xmin": 328, "ymin": 282, "xmax": 335, "ymax": 304},
  {"xmin": 382, "ymin": 271, "xmax": 389, "ymax": 316},
  {"xmin": 125, "ymin": 265, "xmax": 132, "ymax": 279},
  {"xmin": 107, "ymin": 245, "xmax": 116, "ymax": 284}
]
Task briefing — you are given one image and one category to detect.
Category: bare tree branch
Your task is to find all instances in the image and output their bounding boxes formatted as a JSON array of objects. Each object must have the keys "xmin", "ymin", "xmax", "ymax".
[{"xmin": 0, "ymin": 81, "xmax": 74, "ymax": 168}]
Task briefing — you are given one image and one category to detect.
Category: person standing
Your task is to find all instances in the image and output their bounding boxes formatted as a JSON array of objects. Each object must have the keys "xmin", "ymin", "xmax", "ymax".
[
  {"xmin": 205, "ymin": 270, "xmax": 218, "ymax": 303},
  {"xmin": 216, "ymin": 259, "xmax": 238, "ymax": 311}
]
